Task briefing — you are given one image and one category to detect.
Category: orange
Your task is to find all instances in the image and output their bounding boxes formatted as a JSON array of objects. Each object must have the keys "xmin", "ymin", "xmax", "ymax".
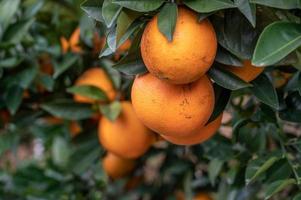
[
  {"xmin": 73, "ymin": 67, "xmax": 116, "ymax": 103},
  {"xmin": 162, "ymin": 115, "xmax": 222, "ymax": 146},
  {"xmin": 102, "ymin": 153, "xmax": 136, "ymax": 179},
  {"xmin": 131, "ymin": 73, "xmax": 215, "ymax": 137},
  {"xmin": 98, "ymin": 101, "xmax": 155, "ymax": 159},
  {"xmin": 141, "ymin": 7, "xmax": 217, "ymax": 84},
  {"xmin": 60, "ymin": 27, "xmax": 82, "ymax": 54},
  {"xmin": 194, "ymin": 193, "xmax": 213, "ymax": 200},
  {"xmin": 176, "ymin": 191, "xmax": 213, "ymax": 200},
  {"xmin": 42, "ymin": 117, "xmax": 81, "ymax": 137},
  {"xmin": 225, "ymin": 60, "xmax": 264, "ymax": 82}
]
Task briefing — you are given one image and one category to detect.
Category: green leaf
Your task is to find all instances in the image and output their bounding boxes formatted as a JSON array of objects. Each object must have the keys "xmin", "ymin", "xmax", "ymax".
[
  {"xmin": 81, "ymin": 0, "xmax": 104, "ymax": 22},
  {"xmin": 157, "ymin": 3, "xmax": 178, "ymax": 42},
  {"xmin": 17, "ymin": 65, "xmax": 38, "ymax": 89},
  {"xmin": 250, "ymin": 0, "xmax": 301, "ymax": 9},
  {"xmin": 0, "ymin": 0, "xmax": 20, "ymax": 29},
  {"xmin": 38, "ymin": 74, "xmax": 54, "ymax": 92},
  {"xmin": 234, "ymin": 0, "xmax": 256, "ymax": 27},
  {"xmin": 41, "ymin": 101, "xmax": 94, "ymax": 120},
  {"xmin": 113, "ymin": 50, "xmax": 148, "ymax": 75},
  {"xmin": 116, "ymin": 10, "xmax": 141, "ymax": 44},
  {"xmin": 207, "ymin": 84, "xmax": 231, "ymax": 123},
  {"xmin": 264, "ymin": 179, "xmax": 296, "ymax": 199},
  {"xmin": 208, "ymin": 65, "xmax": 252, "ymax": 90},
  {"xmin": 24, "ymin": 0, "xmax": 45, "ymax": 18},
  {"xmin": 212, "ymin": 11, "xmax": 258, "ymax": 60},
  {"xmin": 215, "ymin": 46, "xmax": 244, "ymax": 67},
  {"xmin": 53, "ymin": 54, "xmax": 78, "ymax": 78},
  {"xmin": 267, "ymin": 160, "xmax": 292, "ymax": 183},
  {"xmin": 232, "ymin": 118, "xmax": 250, "ymax": 142},
  {"xmin": 249, "ymin": 74, "xmax": 279, "ymax": 109},
  {"xmin": 52, "ymin": 136, "xmax": 70, "ymax": 168},
  {"xmin": 4, "ymin": 85, "xmax": 23, "ymax": 115},
  {"xmin": 99, "ymin": 101, "xmax": 122, "ymax": 121},
  {"xmin": 184, "ymin": 0, "xmax": 235, "ymax": 13},
  {"xmin": 252, "ymin": 22, "xmax": 301, "ymax": 66},
  {"xmin": 279, "ymin": 92, "xmax": 301, "ymax": 123},
  {"xmin": 101, "ymin": 59, "xmax": 121, "ymax": 89},
  {"xmin": 208, "ymin": 159, "xmax": 224, "ymax": 186},
  {"xmin": 102, "ymin": 0, "xmax": 122, "ymax": 28},
  {"xmin": 67, "ymin": 85, "xmax": 109, "ymax": 101},
  {"xmin": 293, "ymin": 193, "xmax": 301, "ymax": 200},
  {"xmin": 0, "ymin": 57, "xmax": 23, "ymax": 68},
  {"xmin": 112, "ymin": 0, "xmax": 164, "ymax": 12},
  {"xmin": 245, "ymin": 151, "xmax": 283, "ymax": 184},
  {"xmin": 117, "ymin": 19, "xmax": 143, "ymax": 47},
  {"xmin": 3, "ymin": 18, "xmax": 35, "ymax": 44}
]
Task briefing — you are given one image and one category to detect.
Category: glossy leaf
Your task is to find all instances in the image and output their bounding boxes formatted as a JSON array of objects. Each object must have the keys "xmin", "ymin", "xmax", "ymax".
[
  {"xmin": 234, "ymin": 0, "xmax": 256, "ymax": 27},
  {"xmin": 81, "ymin": 0, "xmax": 104, "ymax": 22},
  {"xmin": 99, "ymin": 101, "xmax": 121, "ymax": 121},
  {"xmin": 250, "ymin": 74, "xmax": 279, "ymax": 109},
  {"xmin": 157, "ymin": 3, "xmax": 178, "ymax": 42},
  {"xmin": 245, "ymin": 151, "xmax": 283, "ymax": 184},
  {"xmin": 207, "ymin": 84, "xmax": 231, "ymax": 123},
  {"xmin": 4, "ymin": 85, "xmax": 23, "ymax": 115},
  {"xmin": 215, "ymin": 46, "xmax": 244, "ymax": 67},
  {"xmin": 3, "ymin": 18, "xmax": 35, "ymax": 44},
  {"xmin": 208, "ymin": 159, "xmax": 224, "ymax": 186},
  {"xmin": 41, "ymin": 101, "xmax": 94, "ymax": 120},
  {"xmin": 67, "ymin": 85, "xmax": 109, "ymax": 101},
  {"xmin": 265, "ymin": 179, "xmax": 296, "ymax": 199},
  {"xmin": 208, "ymin": 65, "xmax": 251, "ymax": 90},
  {"xmin": 102, "ymin": 0, "xmax": 122, "ymax": 28},
  {"xmin": 112, "ymin": 0, "xmax": 164, "ymax": 12},
  {"xmin": 212, "ymin": 11, "xmax": 258, "ymax": 60},
  {"xmin": 0, "ymin": 0, "xmax": 20, "ymax": 29},
  {"xmin": 184, "ymin": 0, "xmax": 235, "ymax": 13},
  {"xmin": 113, "ymin": 50, "xmax": 148, "ymax": 75},
  {"xmin": 252, "ymin": 22, "xmax": 301, "ymax": 66},
  {"xmin": 53, "ymin": 54, "xmax": 78, "ymax": 78},
  {"xmin": 250, "ymin": 0, "xmax": 301, "ymax": 9}
]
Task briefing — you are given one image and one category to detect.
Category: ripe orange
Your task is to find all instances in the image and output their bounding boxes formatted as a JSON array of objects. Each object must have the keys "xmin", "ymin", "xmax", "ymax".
[
  {"xmin": 225, "ymin": 60, "xmax": 264, "ymax": 82},
  {"xmin": 98, "ymin": 101, "xmax": 155, "ymax": 159},
  {"xmin": 194, "ymin": 193, "xmax": 213, "ymax": 200},
  {"xmin": 131, "ymin": 73, "xmax": 215, "ymax": 137},
  {"xmin": 73, "ymin": 67, "xmax": 116, "ymax": 103},
  {"xmin": 141, "ymin": 7, "xmax": 217, "ymax": 84},
  {"xmin": 162, "ymin": 115, "xmax": 222, "ymax": 145},
  {"xmin": 102, "ymin": 152, "xmax": 136, "ymax": 179}
]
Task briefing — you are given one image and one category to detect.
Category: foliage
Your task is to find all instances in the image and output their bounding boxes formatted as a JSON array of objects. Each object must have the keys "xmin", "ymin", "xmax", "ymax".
[{"xmin": 0, "ymin": 0, "xmax": 301, "ymax": 199}]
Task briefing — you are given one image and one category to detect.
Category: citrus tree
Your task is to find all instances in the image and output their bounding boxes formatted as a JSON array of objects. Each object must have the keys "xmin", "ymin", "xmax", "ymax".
[{"xmin": 0, "ymin": 0, "xmax": 301, "ymax": 199}]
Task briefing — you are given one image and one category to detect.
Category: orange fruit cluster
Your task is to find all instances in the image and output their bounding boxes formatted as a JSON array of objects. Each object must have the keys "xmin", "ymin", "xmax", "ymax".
[{"xmin": 132, "ymin": 7, "xmax": 221, "ymax": 146}]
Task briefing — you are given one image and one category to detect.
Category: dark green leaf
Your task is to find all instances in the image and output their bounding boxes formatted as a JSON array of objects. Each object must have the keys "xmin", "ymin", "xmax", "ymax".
[
  {"xmin": 252, "ymin": 22, "xmax": 301, "ymax": 66},
  {"xmin": 212, "ymin": 11, "xmax": 258, "ymax": 60},
  {"xmin": 81, "ymin": 0, "xmax": 104, "ymax": 22},
  {"xmin": 232, "ymin": 118, "xmax": 250, "ymax": 142},
  {"xmin": 113, "ymin": 50, "xmax": 148, "ymax": 75},
  {"xmin": 102, "ymin": 0, "xmax": 122, "ymax": 27},
  {"xmin": 38, "ymin": 74, "xmax": 54, "ymax": 92},
  {"xmin": 293, "ymin": 193, "xmax": 301, "ymax": 200},
  {"xmin": 117, "ymin": 19, "xmax": 143, "ymax": 47},
  {"xmin": 157, "ymin": 3, "xmax": 178, "ymax": 42},
  {"xmin": 184, "ymin": 0, "xmax": 235, "ymax": 13},
  {"xmin": 53, "ymin": 54, "xmax": 78, "ymax": 78},
  {"xmin": 245, "ymin": 151, "xmax": 283, "ymax": 184},
  {"xmin": 0, "ymin": 57, "xmax": 23, "ymax": 68},
  {"xmin": 4, "ymin": 85, "xmax": 23, "ymax": 115},
  {"xmin": 208, "ymin": 159, "xmax": 224, "ymax": 186},
  {"xmin": 99, "ymin": 101, "xmax": 121, "ymax": 121},
  {"xmin": 208, "ymin": 65, "xmax": 252, "ymax": 90},
  {"xmin": 116, "ymin": 10, "xmax": 141, "ymax": 44},
  {"xmin": 215, "ymin": 46, "xmax": 244, "ymax": 67},
  {"xmin": 0, "ymin": 0, "xmax": 20, "ymax": 29},
  {"xmin": 17, "ymin": 65, "xmax": 38, "ymax": 89},
  {"xmin": 264, "ymin": 179, "xmax": 296, "ymax": 199},
  {"xmin": 101, "ymin": 59, "xmax": 121, "ymax": 89},
  {"xmin": 52, "ymin": 137, "xmax": 70, "ymax": 168},
  {"xmin": 3, "ymin": 18, "xmax": 35, "ymax": 44},
  {"xmin": 112, "ymin": 0, "xmax": 164, "ymax": 12},
  {"xmin": 279, "ymin": 92, "xmax": 301, "ymax": 123},
  {"xmin": 234, "ymin": 0, "xmax": 256, "ymax": 27},
  {"xmin": 250, "ymin": 0, "xmax": 301, "ymax": 9},
  {"xmin": 41, "ymin": 101, "xmax": 94, "ymax": 120},
  {"xmin": 67, "ymin": 85, "xmax": 109, "ymax": 101},
  {"xmin": 250, "ymin": 73, "xmax": 279, "ymax": 109},
  {"xmin": 207, "ymin": 84, "xmax": 231, "ymax": 123},
  {"xmin": 24, "ymin": 0, "xmax": 45, "ymax": 18}
]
